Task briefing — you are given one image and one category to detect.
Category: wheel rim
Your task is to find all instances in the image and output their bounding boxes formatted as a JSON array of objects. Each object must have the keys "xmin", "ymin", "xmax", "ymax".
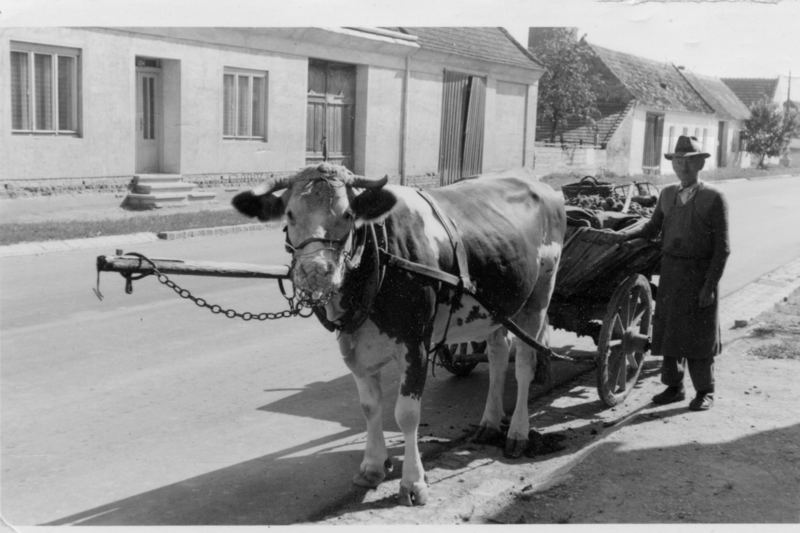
[{"xmin": 596, "ymin": 274, "xmax": 652, "ymax": 406}]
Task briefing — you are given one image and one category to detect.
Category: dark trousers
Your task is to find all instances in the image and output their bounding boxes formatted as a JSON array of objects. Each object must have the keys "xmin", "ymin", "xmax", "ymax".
[{"xmin": 661, "ymin": 356, "xmax": 715, "ymax": 394}]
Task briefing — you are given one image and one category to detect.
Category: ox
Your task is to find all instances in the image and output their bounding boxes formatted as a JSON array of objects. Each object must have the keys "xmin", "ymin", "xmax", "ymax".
[{"xmin": 233, "ymin": 163, "xmax": 566, "ymax": 505}]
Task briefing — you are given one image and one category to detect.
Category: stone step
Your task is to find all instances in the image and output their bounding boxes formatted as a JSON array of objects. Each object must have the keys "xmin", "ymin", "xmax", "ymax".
[
  {"xmin": 132, "ymin": 173, "xmax": 184, "ymax": 183},
  {"xmin": 131, "ymin": 181, "xmax": 196, "ymax": 195},
  {"xmin": 122, "ymin": 192, "xmax": 189, "ymax": 210}
]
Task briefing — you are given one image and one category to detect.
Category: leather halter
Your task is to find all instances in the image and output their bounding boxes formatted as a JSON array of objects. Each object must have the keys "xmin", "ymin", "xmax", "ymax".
[{"xmin": 312, "ymin": 222, "xmax": 387, "ymax": 333}]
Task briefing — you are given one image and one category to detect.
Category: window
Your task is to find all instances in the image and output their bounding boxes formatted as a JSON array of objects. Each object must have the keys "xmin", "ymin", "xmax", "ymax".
[
  {"xmin": 223, "ymin": 68, "xmax": 267, "ymax": 140},
  {"xmin": 10, "ymin": 42, "xmax": 80, "ymax": 134}
]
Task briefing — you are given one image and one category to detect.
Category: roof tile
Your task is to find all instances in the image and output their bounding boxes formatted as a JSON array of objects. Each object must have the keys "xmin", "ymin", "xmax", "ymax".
[
  {"xmin": 590, "ymin": 45, "xmax": 713, "ymax": 114},
  {"xmin": 680, "ymin": 70, "xmax": 751, "ymax": 120},
  {"xmin": 398, "ymin": 27, "xmax": 541, "ymax": 70},
  {"xmin": 721, "ymin": 78, "xmax": 780, "ymax": 108}
]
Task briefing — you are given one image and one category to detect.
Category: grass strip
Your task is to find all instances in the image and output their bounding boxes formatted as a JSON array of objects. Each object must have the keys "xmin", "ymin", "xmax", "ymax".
[{"xmin": 0, "ymin": 210, "xmax": 255, "ymax": 245}]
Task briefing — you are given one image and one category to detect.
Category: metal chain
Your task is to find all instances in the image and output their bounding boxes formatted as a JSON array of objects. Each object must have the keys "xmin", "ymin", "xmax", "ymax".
[{"xmin": 125, "ymin": 253, "xmax": 316, "ymax": 321}]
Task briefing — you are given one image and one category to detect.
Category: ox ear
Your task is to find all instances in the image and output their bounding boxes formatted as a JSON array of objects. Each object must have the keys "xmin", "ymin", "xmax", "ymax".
[
  {"xmin": 232, "ymin": 190, "xmax": 285, "ymax": 222},
  {"xmin": 349, "ymin": 188, "xmax": 397, "ymax": 224}
]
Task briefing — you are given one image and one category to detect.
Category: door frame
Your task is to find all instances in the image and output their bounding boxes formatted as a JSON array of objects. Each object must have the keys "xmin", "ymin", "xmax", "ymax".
[{"xmin": 135, "ymin": 60, "xmax": 163, "ymax": 173}]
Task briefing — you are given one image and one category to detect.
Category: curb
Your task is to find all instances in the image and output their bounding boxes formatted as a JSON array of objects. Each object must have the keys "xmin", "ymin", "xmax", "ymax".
[
  {"xmin": 156, "ymin": 222, "xmax": 270, "ymax": 240},
  {"xmin": 720, "ymin": 256, "xmax": 800, "ymax": 333},
  {"xmin": 0, "ymin": 223, "xmax": 272, "ymax": 258}
]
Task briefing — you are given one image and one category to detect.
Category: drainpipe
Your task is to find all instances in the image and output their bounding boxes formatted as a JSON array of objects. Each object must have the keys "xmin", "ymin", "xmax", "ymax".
[{"xmin": 400, "ymin": 55, "xmax": 410, "ymax": 186}]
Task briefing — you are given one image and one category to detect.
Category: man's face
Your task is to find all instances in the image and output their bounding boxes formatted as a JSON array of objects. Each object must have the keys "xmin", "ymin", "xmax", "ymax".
[{"xmin": 671, "ymin": 156, "xmax": 705, "ymax": 183}]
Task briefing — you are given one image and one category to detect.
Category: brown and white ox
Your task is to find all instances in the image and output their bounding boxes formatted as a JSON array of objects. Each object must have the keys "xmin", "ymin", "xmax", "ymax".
[{"xmin": 233, "ymin": 163, "xmax": 566, "ymax": 505}]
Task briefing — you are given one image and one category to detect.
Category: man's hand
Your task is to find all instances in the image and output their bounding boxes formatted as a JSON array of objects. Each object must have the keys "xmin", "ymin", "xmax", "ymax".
[{"xmin": 699, "ymin": 283, "xmax": 716, "ymax": 307}]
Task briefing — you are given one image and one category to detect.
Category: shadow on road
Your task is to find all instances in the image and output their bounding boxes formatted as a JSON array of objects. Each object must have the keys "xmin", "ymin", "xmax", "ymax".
[{"xmin": 43, "ymin": 342, "xmax": 625, "ymax": 526}]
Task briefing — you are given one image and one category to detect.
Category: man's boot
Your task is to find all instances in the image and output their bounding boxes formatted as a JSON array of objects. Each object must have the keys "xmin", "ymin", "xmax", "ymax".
[{"xmin": 652, "ymin": 385, "xmax": 685, "ymax": 405}]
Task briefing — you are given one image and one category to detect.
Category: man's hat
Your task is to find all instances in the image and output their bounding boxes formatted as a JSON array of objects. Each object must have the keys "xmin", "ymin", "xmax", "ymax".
[{"xmin": 664, "ymin": 135, "xmax": 710, "ymax": 160}]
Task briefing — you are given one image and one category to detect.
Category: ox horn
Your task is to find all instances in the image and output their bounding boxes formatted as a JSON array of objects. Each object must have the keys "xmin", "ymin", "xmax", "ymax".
[
  {"xmin": 251, "ymin": 174, "xmax": 294, "ymax": 196},
  {"xmin": 343, "ymin": 174, "xmax": 389, "ymax": 189}
]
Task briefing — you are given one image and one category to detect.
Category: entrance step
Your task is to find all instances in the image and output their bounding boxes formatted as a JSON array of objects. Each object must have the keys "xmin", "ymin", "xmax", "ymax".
[
  {"xmin": 122, "ymin": 192, "xmax": 189, "ymax": 209},
  {"xmin": 131, "ymin": 181, "xmax": 196, "ymax": 195},
  {"xmin": 131, "ymin": 173, "xmax": 183, "ymax": 183},
  {"xmin": 122, "ymin": 173, "xmax": 215, "ymax": 210}
]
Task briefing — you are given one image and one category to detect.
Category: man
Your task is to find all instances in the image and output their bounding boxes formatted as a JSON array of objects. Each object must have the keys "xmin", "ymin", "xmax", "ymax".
[{"xmin": 616, "ymin": 136, "xmax": 730, "ymax": 411}]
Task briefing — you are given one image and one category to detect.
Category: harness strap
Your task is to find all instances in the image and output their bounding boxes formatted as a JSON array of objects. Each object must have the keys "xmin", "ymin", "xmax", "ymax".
[
  {"xmin": 415, "ymin": 189, "xmax": 475, "ymax": 294},
  {"xmin": 382, "ymin": 250, "xmax": 555, "ymax": 358}
]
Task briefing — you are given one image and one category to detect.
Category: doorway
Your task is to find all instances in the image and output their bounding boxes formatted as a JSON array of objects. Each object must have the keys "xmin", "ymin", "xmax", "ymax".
[
  {"xmin": 641, "ymin": 112, "xmax": 665, "ymax": 174},
  {"xmin": 135, "ymin": 58, "xmax": 162, "ymax": 173},
  {"xmin": 306, "ymin": 59, "xmax": 356, "ymax": 170},
  {"xmin": 438, "ymin": 70, "xmax": 486, "ymax": 185}
]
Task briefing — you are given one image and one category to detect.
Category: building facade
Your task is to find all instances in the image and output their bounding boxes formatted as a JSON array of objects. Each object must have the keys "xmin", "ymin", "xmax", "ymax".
[{"xmin": 1, "ymin": 27, "xmax": 543, "ymax": 192}]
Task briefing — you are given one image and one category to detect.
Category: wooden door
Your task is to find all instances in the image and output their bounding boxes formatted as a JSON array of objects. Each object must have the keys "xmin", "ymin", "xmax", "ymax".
[
  {"xmin": 439, "ymin": 70, "xmax": 486, "ymax": 185},
  {"xmin": 306, "ymin": 60, "xmax": 355, "ymax": 170}
]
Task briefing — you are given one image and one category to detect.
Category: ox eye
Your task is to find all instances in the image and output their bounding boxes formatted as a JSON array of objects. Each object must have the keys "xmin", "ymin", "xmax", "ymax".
[
  {"xmin": 286, "ymin": 210, "xmax": 295, "ymax": 225},
  {"xmin": 343, "ymin": 208, "xmax": 355, "ymax": 221}
]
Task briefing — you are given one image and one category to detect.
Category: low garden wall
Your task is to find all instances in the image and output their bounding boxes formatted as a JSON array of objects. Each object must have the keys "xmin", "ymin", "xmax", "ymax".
[{"xmin": 534, "ymin": 143, "xmax": 607, "ymax": 177}]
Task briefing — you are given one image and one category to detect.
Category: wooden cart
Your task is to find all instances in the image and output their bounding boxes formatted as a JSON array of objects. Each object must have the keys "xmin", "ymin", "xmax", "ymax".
[{"xmin": 437, "ymin": 215, "xmax": 661, "ymax": 407}]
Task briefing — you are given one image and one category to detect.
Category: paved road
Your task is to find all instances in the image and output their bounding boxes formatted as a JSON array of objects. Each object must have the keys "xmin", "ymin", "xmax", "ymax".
[{"xmin": 1, "ymin": 176, "xmax": 799, "ymax": 525}]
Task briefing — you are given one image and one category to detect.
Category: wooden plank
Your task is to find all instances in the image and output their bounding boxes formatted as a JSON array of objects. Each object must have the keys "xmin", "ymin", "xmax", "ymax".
[{"xmin": 96, "ymin": 255, "xmax": 290, "ymax": 279}]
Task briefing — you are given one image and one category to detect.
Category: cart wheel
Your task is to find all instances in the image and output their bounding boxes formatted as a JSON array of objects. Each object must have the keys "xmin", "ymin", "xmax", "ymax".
[
  {"xmin": 596, "ymin": 274, "xmax": 652, "ymax": 407},
  {"xmin": 437, "ymin": 343, "xmax": 479, "ymax": 377}
]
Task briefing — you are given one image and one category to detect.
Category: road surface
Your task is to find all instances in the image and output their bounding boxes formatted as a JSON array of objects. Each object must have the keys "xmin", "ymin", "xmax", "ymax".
[{"xmin": 1, "ymin": 176, "xmax": 798, "ymax": 525}]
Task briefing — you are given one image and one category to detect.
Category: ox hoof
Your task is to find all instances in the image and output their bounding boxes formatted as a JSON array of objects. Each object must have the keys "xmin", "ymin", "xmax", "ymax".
[
  {"xmin": 398, "ymin": 481, "xmax": 429, "ymax": 506},
  {"xmin": 352, "ymin": 458, "xmax": 393, "ymax": 488},
  {"xmin": 503, "ymin": 437, "xmax": 529, "ymax": 459},
  {"xmin": 473, "ymin": 426, "xmax": 504, "ymax": 446}
]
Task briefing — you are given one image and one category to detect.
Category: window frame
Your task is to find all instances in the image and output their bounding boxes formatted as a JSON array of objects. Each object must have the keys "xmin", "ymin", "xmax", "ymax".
[
  {"xmin": 10, "ymin": 41, "xmax": 81, "ymax": 136},
  {"xmin": 223, "ymin": 67, "xmax": 268, "ymax": 141}
]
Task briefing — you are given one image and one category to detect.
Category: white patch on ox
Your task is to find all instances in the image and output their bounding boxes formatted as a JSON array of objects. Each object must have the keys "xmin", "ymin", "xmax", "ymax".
[
  {"xmin": 388, "ymin": 186, "xmax": 450, "ymax": 263},
  {"xmin": 429, "ymin": 294, "xmax": 499, "ymax": 347},
  {"xmin": 538, "ymin": 241, "xmax": 563, "ymax": 270},
  {"xmin": 339, "ymin": 320, "xmax": 404, "ymax": 377}
]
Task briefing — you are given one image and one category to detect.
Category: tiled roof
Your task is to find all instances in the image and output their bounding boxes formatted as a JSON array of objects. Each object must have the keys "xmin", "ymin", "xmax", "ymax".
[
  {"xmin": 680, "ymin": 70, "xmax": 751, "ymax": 120},
  {"xmin": 590, "ymin": 45, "xmax": 713, "ymax": 114},
  {"xmin": 721, "ymin": 78, "xmax": 779, "ymax": 108},
  {"xmin": 396, "ymin": 27, "xmax": 542, "ymax": 70},
  {"xmin": 536, "ymin": 101, "xmax": 633, "ymax": 146}
]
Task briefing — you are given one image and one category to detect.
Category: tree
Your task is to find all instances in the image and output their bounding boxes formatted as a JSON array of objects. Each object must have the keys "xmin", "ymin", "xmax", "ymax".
[
  {"xmin": 528, "ymin": 28, "xmax": 599, "ymax": 144},
  {"xmin": 743, "ymin": 97, "xmax": 800, "ymax": 168}
]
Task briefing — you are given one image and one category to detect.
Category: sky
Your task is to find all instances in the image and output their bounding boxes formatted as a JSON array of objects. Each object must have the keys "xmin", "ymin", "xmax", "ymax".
[{"xmin": 2, "ymin": 0, "xmax": 799, "ymax": 79}]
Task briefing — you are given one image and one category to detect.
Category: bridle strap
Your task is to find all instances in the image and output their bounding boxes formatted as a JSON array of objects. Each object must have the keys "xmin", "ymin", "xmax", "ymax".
[{"xmin": 284, "ymin": 229, "xmax": 354, "ymax": 255}]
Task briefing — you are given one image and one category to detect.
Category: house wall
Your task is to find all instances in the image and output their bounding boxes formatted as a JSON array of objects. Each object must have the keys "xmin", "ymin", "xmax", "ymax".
[
  {"xmin": 360, "ymin": 65, "xmax": 404, "ymax": 178},
  {"xmin": 627, "ymin": 106, "xmax": 719, "ymax": 175},
  {"xmin": 484, "ymin": 80, "xmax": 528, "ymax": 172},
  {"xmin": 1, "ymin": 28, "xmax": 135, "ymax": 180},
  {"xmin": 404, "ymin": 70, "xmax": 443, "ymax": 178},
  {"xmin": 1, "ymin": 27, "xmax": 308, "ymax": 182}
]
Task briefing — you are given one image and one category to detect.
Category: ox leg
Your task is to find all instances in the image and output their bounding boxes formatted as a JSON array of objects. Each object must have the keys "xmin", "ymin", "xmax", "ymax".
[
  {"xmin": 351, "ymin": 372, "xmax": 390, "ymax": 488},
  {"xmin": 474, "ymin": 328, "xmax": 511, "ymax": 445},
  {"xmin": 395, "ymin": 343, "xmax": 429, "ymax": 506},
  {"xmin": 506, "ymin": 308, "xmax": 550, "ymax": 458}
]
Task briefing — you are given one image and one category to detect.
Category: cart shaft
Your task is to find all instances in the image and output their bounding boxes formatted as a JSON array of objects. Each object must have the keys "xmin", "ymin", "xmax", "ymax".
[{"xmin": 96, "ymin": 254, "xmax": 290, "ymax": 279}]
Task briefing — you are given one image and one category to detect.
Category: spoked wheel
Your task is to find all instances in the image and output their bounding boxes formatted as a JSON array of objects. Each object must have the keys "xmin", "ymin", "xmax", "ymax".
[
  {"xmin": 596, "ymin": 274, "xmax": 653, "ymax": 407},
  {"xmin": 437, "ymin": 342, "xmax": 482, "ymax": 377}
]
